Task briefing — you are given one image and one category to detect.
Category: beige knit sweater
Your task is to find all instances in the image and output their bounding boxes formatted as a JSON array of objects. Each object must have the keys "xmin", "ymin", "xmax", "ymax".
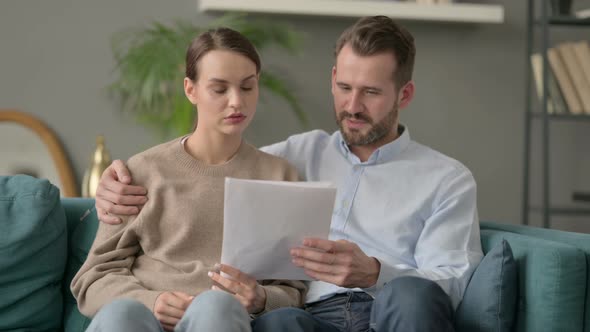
[{"xmin": 71, "ymin": 137, "xmax": 306, "ymax": 317}]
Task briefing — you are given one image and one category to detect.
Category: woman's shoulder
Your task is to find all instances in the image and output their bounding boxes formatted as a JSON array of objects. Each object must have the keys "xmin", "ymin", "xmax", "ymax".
[{"xmin": 126, "ymin": 137, "xmax": 184, "ymax": 182}]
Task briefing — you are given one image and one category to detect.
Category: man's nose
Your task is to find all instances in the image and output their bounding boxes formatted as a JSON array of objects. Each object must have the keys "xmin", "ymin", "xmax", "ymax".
[{"xmin": 347, "ymin": 91, "xmax": 365, "ymax": 114}]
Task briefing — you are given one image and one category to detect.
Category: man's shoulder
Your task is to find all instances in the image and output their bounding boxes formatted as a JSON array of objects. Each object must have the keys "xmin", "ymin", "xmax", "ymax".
[
  {"xmin": 249, "ymin": 143, "xmax": 292, "ymax": 168},
  {"xmin": 275, "ymin": 129, "xmax": 334, "ymax": 149},
  {"xmin": 408, "ymin": 141, "xmax": 474, "ymax": 179},
  {"xmin": 261, "ymin": 129, "xmax": 336, "ymax": 158},
  {"xmin": 244, "ymin": 143, "xmax": 298, "ymax": 180}
]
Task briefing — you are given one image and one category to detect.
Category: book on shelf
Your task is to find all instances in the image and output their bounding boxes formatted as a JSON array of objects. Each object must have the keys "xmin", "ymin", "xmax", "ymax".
[
  {"xmin": 575, "ymin": 8, "xmax": 590, "ymax": 19},
  {"xmin": 571, "ymin": 41, "xmax": 590, "ymax": 114},
  {"xmin": 547, "ymin": 47, "xmax": 584, "ymax": 114},
  {"xmin": 557, "ymin": 42, "xmax": 590, "ymax": 114},
  {"xmin": 573, "ymin": 191, "xmax": 590, "ymax": 203},
  {"xmin": 530, "ymin": 53, "xmax": 568, "ymax": 114}
]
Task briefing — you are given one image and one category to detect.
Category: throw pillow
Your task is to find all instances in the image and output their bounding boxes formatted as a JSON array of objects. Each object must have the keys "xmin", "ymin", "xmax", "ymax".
[
  {"xmin": 0, "ymin": 175, "xmax": 67, "ymax": 331},
  {"xmin": 455, "ymin": 239, "xmax": 517, "ymax": 332}
]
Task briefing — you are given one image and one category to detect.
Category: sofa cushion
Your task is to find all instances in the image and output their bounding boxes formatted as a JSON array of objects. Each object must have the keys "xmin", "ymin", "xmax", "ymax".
[
  {"xmin": 61, "ymin": 198, "xmax": 97, "ymax": 332},
  {"xmin": 481, "ymin": 221, "xmax": 590, "ymax": 332},
  {"xmin": 455, "ymin": 239, "xmax": 517, "ymax": 332},
  {"xmin": 0, "ymin": 175, "xmax": 67, "ymax": 331},
  {"xmin": 480, "ymin": 229, "xmax": 587, "ymax": 332}
]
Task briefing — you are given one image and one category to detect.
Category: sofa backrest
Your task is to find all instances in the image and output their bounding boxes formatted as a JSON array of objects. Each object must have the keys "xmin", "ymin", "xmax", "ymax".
[{"xmin": 481, "ymin": 222, "xmax": 589, "ymax": 332}]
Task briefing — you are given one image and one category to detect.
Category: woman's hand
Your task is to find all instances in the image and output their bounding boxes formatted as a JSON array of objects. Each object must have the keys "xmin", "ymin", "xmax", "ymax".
[
  {"xmin": 153, "ymin": 291, "xmax": 194, "ymax": 331},
  {"xmin": 208, "ymin": 264, "xmax": 266, "ymax": 314}
]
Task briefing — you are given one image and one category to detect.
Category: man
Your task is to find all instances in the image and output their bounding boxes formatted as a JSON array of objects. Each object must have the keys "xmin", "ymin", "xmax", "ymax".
[{"xmin": 95, "ymin": 16, "xmax": 482, "ymax": 332}]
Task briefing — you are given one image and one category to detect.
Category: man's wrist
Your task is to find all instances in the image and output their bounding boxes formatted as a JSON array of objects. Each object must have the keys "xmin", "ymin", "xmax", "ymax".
[{"xmin": 368, "ymin": 257, "xmax": 381, "ymax": 288}]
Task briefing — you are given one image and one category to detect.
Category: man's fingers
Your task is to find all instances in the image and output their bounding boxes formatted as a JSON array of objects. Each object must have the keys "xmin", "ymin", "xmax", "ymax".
[
  {"xmin": 301, "ymin": 238, "xmax": 346, "ymax": 252},
  {"xmin": 292, "ymin": 257, "xmax": 336, "ymax": 274},
  {"xmin": 97, "ymin": 186, "xmax": 146, "ymax": 207},
  {"xmin": 290, "ymin": 247, "xmax": 336, "ymax": 264},
  {"xmin": 111, "ymin": 160, "xmax": 132, "ymax": 184},
  {"xmin": 96, "ymin": 197, "xmax": 139, "ymax": 216},
  {"xmin": 102, "ymin": 176, "xmax": 147, "ymax": 196},
  {"xmin": 96, "ymin": 208, "xmax": 122, "ymax": 225}
]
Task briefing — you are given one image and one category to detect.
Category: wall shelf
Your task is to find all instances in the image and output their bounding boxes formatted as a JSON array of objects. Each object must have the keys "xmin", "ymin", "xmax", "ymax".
[{"xmin": 198, "ymin": 0, "xmax": 505, "ymax": 24}]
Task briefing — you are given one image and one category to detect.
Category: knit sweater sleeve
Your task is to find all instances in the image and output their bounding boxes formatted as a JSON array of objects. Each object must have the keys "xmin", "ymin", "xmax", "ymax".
[
  {"xmin": 254, "ymin": 279, "xmax": 308, "ymax": 316},
  {"xmin": 70, "ymin": 213, "xmax": 162, "ymax": 317}
]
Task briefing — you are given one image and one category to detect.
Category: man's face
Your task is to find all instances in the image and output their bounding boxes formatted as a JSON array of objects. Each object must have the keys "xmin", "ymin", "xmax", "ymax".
[{"xmin": 332, "ymin": 44, "xmax": 406, "ymax": 147}]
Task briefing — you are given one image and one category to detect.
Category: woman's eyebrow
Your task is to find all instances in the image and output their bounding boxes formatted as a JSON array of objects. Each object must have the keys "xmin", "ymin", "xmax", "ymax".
[{"xmin": 207, "ymin": 74, "xmax": 256, "ymax": 84}]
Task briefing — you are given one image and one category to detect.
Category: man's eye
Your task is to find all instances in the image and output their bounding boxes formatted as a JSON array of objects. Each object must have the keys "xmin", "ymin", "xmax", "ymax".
[
  {"xmin": 241, "ymin": 87, "xmax": 253, "ymax": 91},
  {"xmin": 366, "ymin": 90, "xmax": 379, "ymax": 95},
  {"xmin": 213, "ymin": 89, "xmax": 226, "ymax": 94}
]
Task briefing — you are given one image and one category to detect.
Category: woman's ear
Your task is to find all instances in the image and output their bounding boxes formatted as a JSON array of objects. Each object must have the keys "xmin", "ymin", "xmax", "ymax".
[{"xmin": 184, "ymin": 77, "xmax": 198, "ymax": 105}]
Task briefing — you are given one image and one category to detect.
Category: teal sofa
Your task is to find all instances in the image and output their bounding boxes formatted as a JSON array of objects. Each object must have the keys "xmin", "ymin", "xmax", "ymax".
[{"xmin": 2, "ymin": 178, "xmax": 590, "ymax": 331}]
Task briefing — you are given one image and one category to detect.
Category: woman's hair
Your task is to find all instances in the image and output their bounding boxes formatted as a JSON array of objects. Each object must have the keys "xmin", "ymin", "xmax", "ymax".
[{"xmin": 185, "ymin": 27, "xmax": 261, "ymax": 81}]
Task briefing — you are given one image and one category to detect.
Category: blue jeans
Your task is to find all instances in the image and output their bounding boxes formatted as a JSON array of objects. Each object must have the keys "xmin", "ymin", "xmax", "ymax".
[
  {"xmin": 86, "ymin": 290, "xmax": 251, "ymax": 332},
  {"xmin": 251, "ymin": 276, "xmax": 455, "ymax": 332}
]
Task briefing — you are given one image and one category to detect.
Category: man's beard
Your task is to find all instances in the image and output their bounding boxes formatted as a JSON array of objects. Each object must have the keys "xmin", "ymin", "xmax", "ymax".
[{"xmin": 335, "ymin": 105, "xmax": 398, "ymax": 146}]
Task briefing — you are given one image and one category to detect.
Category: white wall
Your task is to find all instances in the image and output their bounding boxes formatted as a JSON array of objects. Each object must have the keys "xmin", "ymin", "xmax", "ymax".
[{"xmin": 1, "ymin": 0, "xmax": 589, "ymax": 231}]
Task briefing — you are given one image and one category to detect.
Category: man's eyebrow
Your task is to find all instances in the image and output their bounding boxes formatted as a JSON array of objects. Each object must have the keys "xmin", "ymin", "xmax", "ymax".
[{"xmin": 336, "ymin": 81, "xmax": 382, "ymax": 92}]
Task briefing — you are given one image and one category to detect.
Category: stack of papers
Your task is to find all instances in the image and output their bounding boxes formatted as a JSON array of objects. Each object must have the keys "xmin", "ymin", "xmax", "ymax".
[{"xmin": 221, "ymin": 178, "xmax": 336, "ymax": 280}]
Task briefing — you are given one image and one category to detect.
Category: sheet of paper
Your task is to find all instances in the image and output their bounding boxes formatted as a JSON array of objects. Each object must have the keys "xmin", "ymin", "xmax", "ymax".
[{"xmin": 221, "ymin": 178, "xmax": 336, "ymax": 280}]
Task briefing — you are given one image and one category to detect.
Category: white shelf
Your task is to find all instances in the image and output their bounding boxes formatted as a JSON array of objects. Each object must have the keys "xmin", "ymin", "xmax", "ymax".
[{"xmin": 198, "ymin": 0, "xmax": 505, "ymax": 24}]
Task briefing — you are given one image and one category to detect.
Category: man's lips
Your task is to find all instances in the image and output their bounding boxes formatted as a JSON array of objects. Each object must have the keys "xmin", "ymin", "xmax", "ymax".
[{"xmin": 345, "ymin": 118, "xmax": 368, "ymax": 129}]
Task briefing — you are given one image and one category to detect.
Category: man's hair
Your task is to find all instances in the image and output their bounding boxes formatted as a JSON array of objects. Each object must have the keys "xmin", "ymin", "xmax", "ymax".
[{"xmin": 334, "ymin": 16, "xmax": 416, "ymax": 87}]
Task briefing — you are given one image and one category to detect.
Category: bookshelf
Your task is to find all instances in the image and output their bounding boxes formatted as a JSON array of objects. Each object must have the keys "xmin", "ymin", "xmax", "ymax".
[
  {"xmin": 198, "ymin": 0, "xmax": 505, "ymax": 24},
  {"xmin": 523, "ymin": 0, "xmax": 590, "ymax": 228}
]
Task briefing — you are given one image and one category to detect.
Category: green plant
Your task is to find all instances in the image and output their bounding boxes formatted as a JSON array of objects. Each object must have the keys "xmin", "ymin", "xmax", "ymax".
[{"xmin": 109, "ymin": 14, "xmax": 307, "ymax": 138}]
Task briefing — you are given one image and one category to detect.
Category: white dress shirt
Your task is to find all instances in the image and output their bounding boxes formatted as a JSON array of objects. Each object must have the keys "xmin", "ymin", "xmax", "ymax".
[{"xmin": 260, "ymin": 126, "xmax": 483, "ymax": 309}]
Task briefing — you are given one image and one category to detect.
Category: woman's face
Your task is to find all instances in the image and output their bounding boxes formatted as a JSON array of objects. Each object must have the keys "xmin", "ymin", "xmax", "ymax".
[{"xmin": 185, "ymin": 49, "xmax": 259, "ymax": 137}]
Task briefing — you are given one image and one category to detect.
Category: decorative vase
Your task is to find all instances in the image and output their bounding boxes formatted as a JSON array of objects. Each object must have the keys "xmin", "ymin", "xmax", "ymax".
[{"xmin": 82, "ymin": 135, "xmax": 111, "ymax": 197}]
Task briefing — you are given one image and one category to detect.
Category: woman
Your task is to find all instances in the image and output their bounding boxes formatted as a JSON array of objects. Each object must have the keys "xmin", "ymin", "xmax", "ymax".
[{"xmin": 71, "ymin": 27, "xmax": 305, "ymax": 332}]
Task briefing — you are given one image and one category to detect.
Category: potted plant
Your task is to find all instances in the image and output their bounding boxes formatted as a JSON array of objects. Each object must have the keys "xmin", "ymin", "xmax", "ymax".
[{"xmin": 109, "ymin": 14, "xmax": 307, "ymax": 138}]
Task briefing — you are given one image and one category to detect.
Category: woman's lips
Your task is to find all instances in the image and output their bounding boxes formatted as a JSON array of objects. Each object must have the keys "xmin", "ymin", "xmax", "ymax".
[{"xmin": 224, "ymin": 113, "xmax": 246, "ymax": 124}]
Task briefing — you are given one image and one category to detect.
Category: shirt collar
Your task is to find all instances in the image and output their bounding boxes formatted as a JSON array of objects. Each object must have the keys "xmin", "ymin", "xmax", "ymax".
[{"xmin": 337, "ymin": 124, "xmax": 411, "ymax": 165}]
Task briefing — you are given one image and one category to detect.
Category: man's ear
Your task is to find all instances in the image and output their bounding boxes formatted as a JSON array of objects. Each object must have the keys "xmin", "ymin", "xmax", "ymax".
[
  {"xmin": 398, "ymin": 80, "xmax": 415, "ymax": 109},
  {"xmin": 331, "ymin": 66, "xmax": 337, "ymax": 95},
  {"xmin": 184, "ymin": 77, "xmax": 198, "ymax": 105}
]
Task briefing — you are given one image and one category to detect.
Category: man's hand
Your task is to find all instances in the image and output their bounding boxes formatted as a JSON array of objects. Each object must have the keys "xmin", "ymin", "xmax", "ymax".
[
  {"xmin": 291, "ymin": 238, "xmax": 381, "ymax": 289},
  {"xmin": 95, "ymin": 160, "xmax": 148, "ymax": 224},
  {"xmin": 154, "ymin": 291, "xmax": 194, "ymax": 331},
  {"xmin": 208, "ymin": 264, "xmax": 266, "ymax": 314}
]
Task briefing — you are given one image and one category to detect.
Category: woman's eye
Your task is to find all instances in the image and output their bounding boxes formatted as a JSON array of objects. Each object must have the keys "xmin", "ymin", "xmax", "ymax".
[
  {"xmin": 213, "ymin": 89, "xmax": 226, "ymax": 94},
  {"xmin": 241, "ymin": 87, "xmax": 253, "ymax": 92}
]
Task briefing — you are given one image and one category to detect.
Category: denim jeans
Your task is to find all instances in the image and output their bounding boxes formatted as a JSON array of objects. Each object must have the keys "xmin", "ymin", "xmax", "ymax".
[
  {"xmin": 86, "ymin": 290, "xmax": 251, "ymax": 332},
  {"xmin": 251, "ymin": 276, "xmax": 455, "ymax": 332}
]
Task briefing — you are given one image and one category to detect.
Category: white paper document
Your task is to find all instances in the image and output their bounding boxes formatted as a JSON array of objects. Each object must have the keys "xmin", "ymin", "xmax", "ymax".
[{"xmin": 221, "ymin": 178, "xmax": 336, "ymax": 280}]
